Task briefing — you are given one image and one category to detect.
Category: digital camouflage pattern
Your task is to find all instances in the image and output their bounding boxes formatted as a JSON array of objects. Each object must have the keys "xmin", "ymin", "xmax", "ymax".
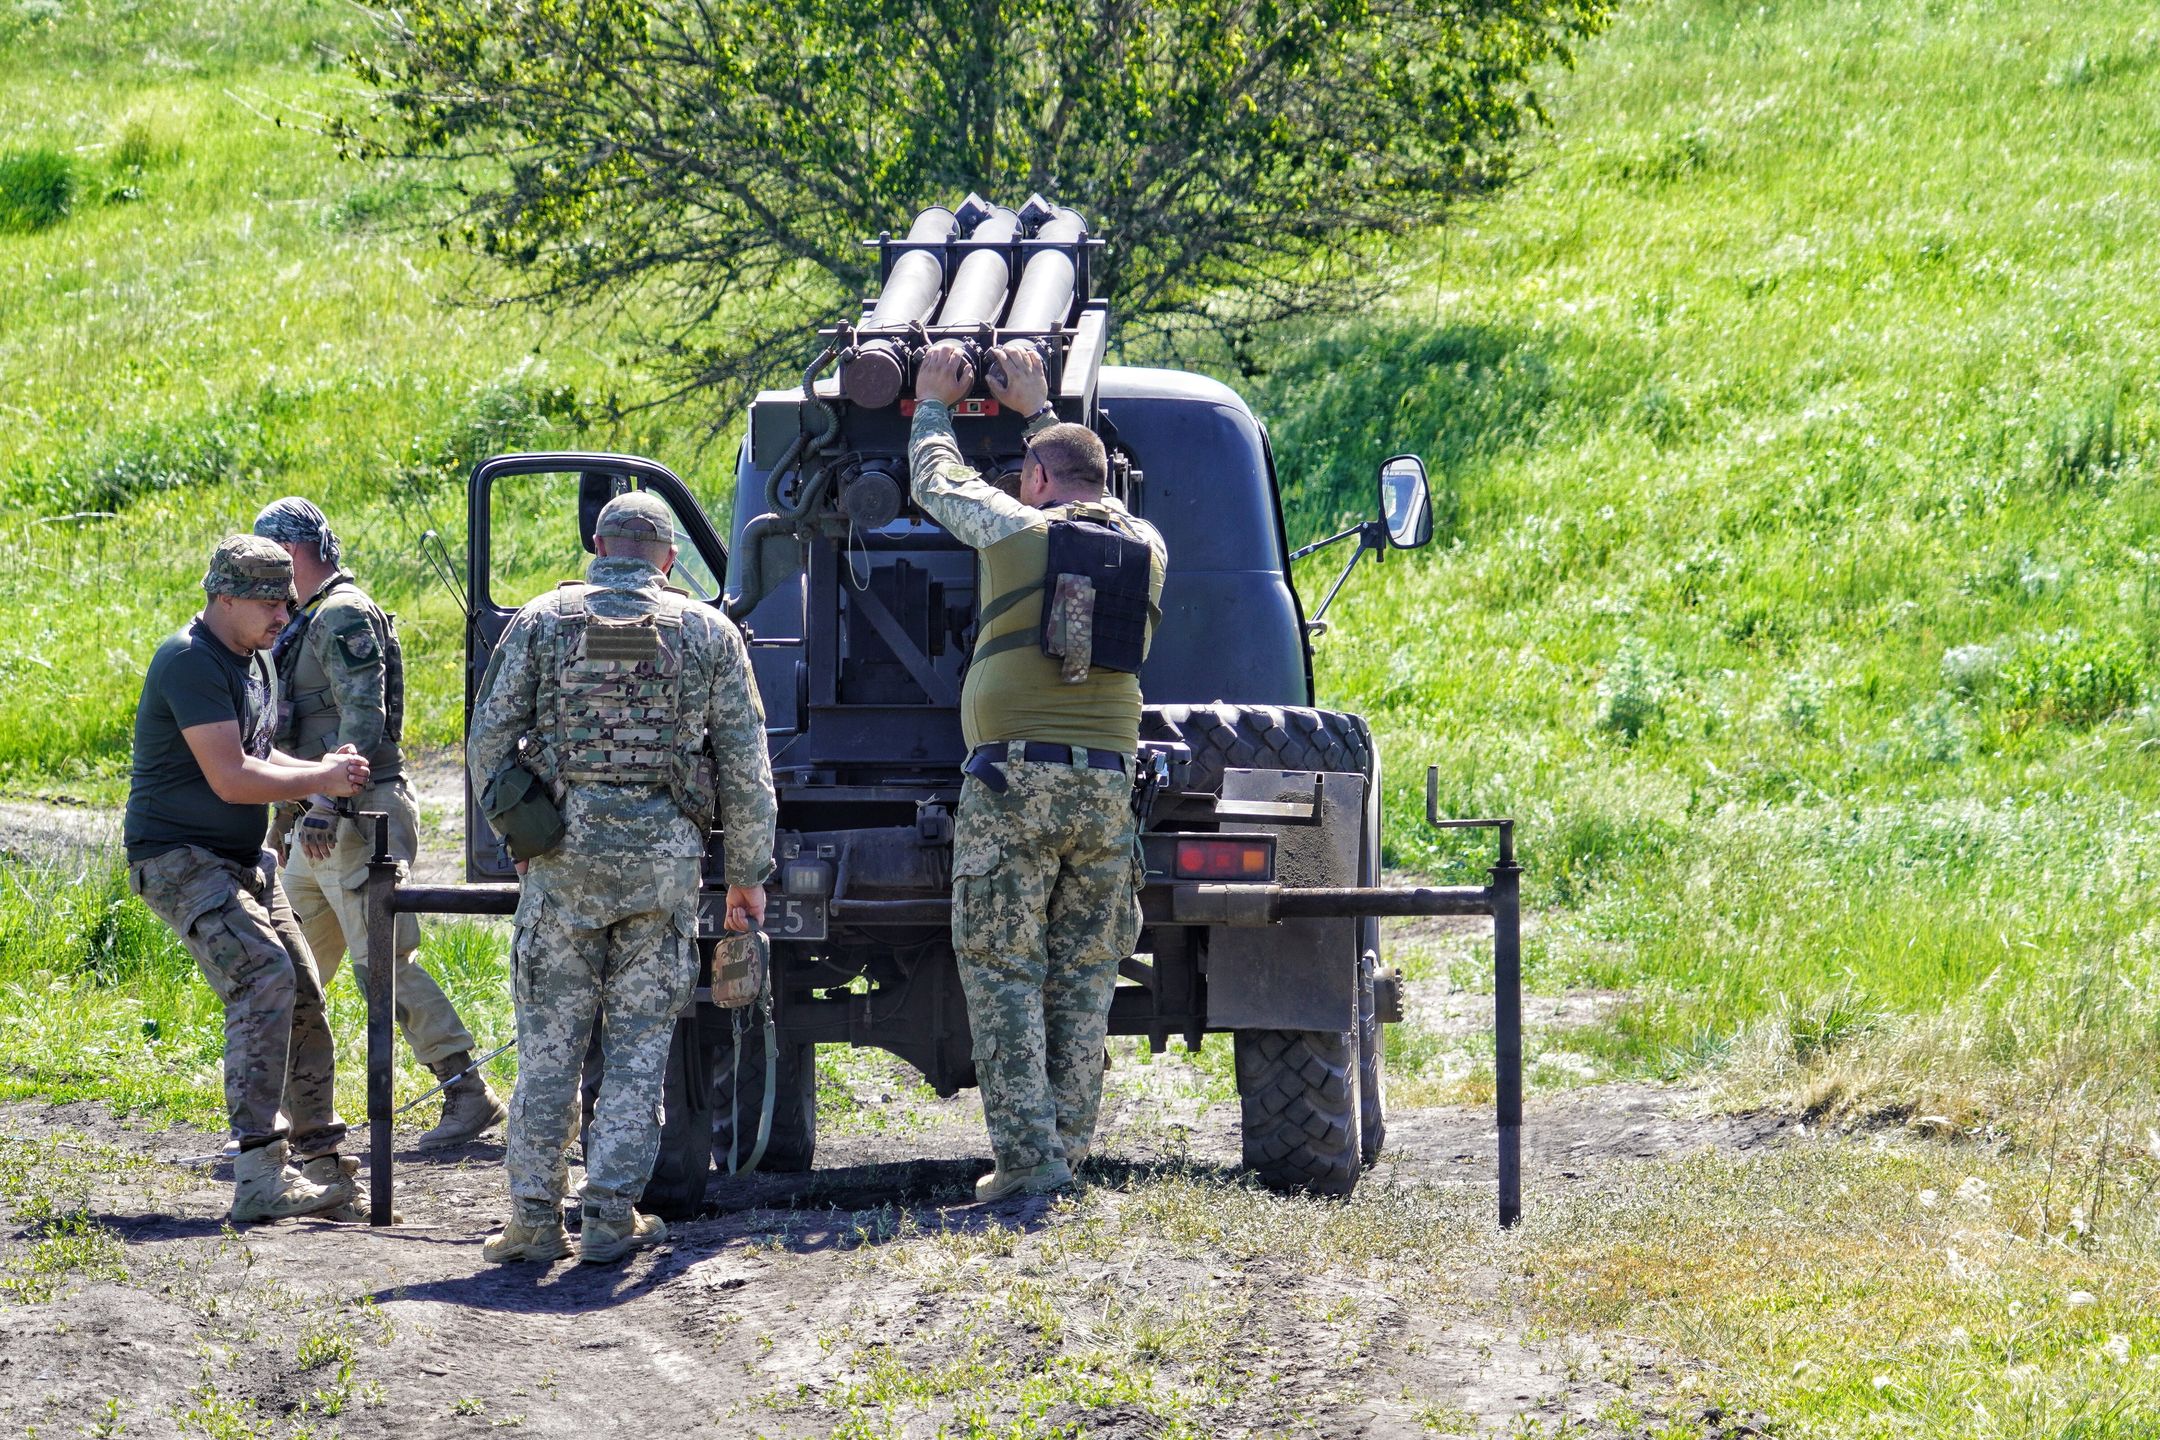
[
  {"xmin": 127, "ymin": 844, "xmax": 345, "ymax": 1160},
  {"xmin": 592, "ymin": 489, "xmax": 675, "ymax": 541},
  {"xmin": 951, "ymin": 752, "xmax": 1143, "ymax": 1175},
  {"xmin": 910, "ymin": 399, "xmax": 1160, "ymax": 1177},
  {"xmin": 282, "ymin": 778, "xmax": 475, "ymax": 1068},
  {"xmin": 271, "ymin": 572, "xmax": 405, "ymax": 780},
  {"xmin": 504, "ymin": 853, "xmax": 701, "ymax": 1225},
  {"xmin": 469, "ymin": 552, "xmax": 776, "ymax": 1227},
  {"xmin": 467, "ymin": 556, "xmax": 776, "ymax": 883}
]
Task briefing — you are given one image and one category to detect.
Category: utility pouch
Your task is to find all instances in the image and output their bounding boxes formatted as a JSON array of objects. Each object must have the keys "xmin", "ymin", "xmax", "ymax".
[
  {"xmin": 709, "ymin": 929, "xmax": 768, "ymax": 1009},
  {"xmin": 480, "ymin": 761, "xmax": 566, "ymax": 862},
  {"xmin": 1045, "ymin": 573, "xmax": 1097, "ymax": 683}
]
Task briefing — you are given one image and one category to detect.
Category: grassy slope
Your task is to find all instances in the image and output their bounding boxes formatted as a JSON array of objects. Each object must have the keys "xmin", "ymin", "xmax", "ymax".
[{"xmin": 6, "ymin": 0, "xmax": 2160, "ymax": 1432}]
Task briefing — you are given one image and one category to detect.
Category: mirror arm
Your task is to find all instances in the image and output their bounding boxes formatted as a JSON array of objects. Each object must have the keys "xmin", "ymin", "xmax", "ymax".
[
  {"xmin": 1287, "ymin": 523, "xmax": 1367, "ymax": 564},
  {"xmin": 1307, "ymin": 525, "xmax": 1385, "ymax": 627}
]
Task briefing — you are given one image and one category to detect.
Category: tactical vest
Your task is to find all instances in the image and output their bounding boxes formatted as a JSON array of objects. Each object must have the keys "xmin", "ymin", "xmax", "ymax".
[
  {"xmin": 536, "ymin": 583, "xmax": 719, "ymax": 828},
  {"xmin": 974, "ymin": 503, "xmax": 1153, "ymax": 680},
  {"xmin": 550, "ymin": 581, "xmax": 686, "ymax": 783},
  {"xmin": 958, "ymin": 502, "xmax": 1160, "ymax": 754},
  {"xmin": 271, "ymin": 577, "xmax": 406, "ymax": 776}
]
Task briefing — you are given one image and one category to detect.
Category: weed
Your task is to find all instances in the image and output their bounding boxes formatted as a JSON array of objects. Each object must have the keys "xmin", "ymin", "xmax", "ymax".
[
  {"xmin": 2000, "ymin": 632, "xmax": 2144, "ymax": 729},
  {"xmin": 1593, "ymin": 638, "xmax": 1675, "ymax": 742},
  {"xmin": 0, "ymin": 147, "xmax": 73, "ymax": 233}
]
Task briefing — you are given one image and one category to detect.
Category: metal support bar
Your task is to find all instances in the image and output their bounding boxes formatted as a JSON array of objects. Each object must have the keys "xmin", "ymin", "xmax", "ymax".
[
  {"xmin": 1419, "ymin": 767, "xmax": 1522, "ymax": 1230},
  {"xmin": 360, "ymin": 812, "xmax": 397, "ymax": 1227},
  {"xmin": 1493, "ymin": 850, "xmax": 1523, "ymax": 1230}
]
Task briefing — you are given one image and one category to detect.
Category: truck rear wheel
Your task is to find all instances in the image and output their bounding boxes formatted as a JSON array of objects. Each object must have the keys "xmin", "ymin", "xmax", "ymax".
[
  {"xmin": 1152, "ymin": 702, "xmax": 1378, "ymax": 1194},
  {"xmin": 1233, "ymin": 1028, "xmax": 1363, "ymax": 1195},
  {"xmin": 644, "ymin": 1013, "xmax": 716, "ymax": 1220},
  {"xmin": 710, "ymin": 1018, "xmax": 818, "ymax": 1174}
]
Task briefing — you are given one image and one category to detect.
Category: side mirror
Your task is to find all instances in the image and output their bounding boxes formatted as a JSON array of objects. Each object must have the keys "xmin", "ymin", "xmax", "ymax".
[
  {"xmin": 1378, "ymin": 455, "xmax": 1433, "ymax": 549},
  {"xmin": 578, "ymin": 472, "xmax": 630, "ymax": 554}
]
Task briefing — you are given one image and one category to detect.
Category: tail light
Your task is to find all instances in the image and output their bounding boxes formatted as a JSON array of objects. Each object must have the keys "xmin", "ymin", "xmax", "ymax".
[{"xmin": 1173, "ymin": 836, "xmax": 1275, "ymax": 881}]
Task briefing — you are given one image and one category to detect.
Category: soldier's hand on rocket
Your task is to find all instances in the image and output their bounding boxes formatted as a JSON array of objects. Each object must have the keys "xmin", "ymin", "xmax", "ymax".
[
  {"xmin": 984, "ymin": 344, "xmax": 1048, "ymax": 414},
  {"xmin": 915, "ymin": 342, "xmax": 974, "ymax": 407},
  {"xmin": 723, "ymin": 883, "xmax": 767, "ymax": 933}
]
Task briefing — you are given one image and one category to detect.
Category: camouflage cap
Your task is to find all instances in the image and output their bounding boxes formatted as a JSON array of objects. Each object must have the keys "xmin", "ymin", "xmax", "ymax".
[
  {"xmin": 202, "ymin": 534, "xmax": 297, "ymax": 602},
  {"xmin": 593, "ymin": 490, "xmax": 676, "ymax": 542}
]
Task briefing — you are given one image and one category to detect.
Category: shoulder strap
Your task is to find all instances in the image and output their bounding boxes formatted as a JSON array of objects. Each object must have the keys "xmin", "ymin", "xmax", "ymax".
[{"xmin": 556, "ymin": 581, "xmax": 590, "ymax": 620}]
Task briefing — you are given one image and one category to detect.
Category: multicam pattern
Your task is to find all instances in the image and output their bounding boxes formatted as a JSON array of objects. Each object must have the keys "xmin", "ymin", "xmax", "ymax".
[
  {"xmin": 281, "ymin": 778, "xmax": 474, "ymax": 1068},
  {"xmin": 272, "ymin": 573, "xmax": 405, "ymax": 779},
  {"xmin": 503, "ymin": 854, "xmax": 701, "ymax": 1226},
  {"xmin": 951, "ymin": 754, "xmax": 1143, "ymax": 1174},
  {"xmin": 127, "ymin": 845, "xmax": 345, "ymax": 1160}
]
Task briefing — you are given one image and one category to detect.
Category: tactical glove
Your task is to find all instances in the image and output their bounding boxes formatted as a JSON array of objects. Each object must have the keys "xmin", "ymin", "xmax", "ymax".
[{"xmin": 297, "ymin": 797, "xmax": 341, "ymax": 864}]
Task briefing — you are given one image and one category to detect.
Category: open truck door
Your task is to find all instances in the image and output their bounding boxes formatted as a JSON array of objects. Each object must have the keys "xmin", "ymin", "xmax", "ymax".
[{"xmin": 462, "ymin": 452, "xmax": 730, "ymax": 881}]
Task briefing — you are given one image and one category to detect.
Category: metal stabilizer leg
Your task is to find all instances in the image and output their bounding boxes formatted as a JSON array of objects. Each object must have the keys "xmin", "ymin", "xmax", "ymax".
[{"xmin": 361, "ymin": 812, "xmax": 397, "ymax": 1226}]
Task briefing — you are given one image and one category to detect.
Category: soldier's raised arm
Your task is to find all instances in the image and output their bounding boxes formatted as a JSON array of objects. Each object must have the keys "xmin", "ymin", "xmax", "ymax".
[{"xmin": 907, "ymin": 342, "xmax": 1042, "ymax": 549}]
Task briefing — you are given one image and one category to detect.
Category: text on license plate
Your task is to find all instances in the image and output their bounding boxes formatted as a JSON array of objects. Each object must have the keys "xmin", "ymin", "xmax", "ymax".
[{"xmin": 697, "ymin": 893, "xmax": 827, "ymax": 942}]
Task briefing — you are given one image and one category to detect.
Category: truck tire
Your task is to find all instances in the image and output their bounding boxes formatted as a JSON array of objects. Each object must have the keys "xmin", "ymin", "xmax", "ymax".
[
  {"xmin": 644, "ymin": 1013, "xmax": 716, "ymax": 1219},
  {"xmin": 1143, "ymin": 703, "xmax": 1372, "ymax": 797},
  {"xmin": 1233, "ymin": 1027, "xmax": 1363, "ymax": 1196},
  {"xmin": 1153, "ymin": 701, "xmax": 1379, "ymax": 1191},
  {"xmin": 710, "ymin": 1017, "xmax": 818, "ymax": 1174}
]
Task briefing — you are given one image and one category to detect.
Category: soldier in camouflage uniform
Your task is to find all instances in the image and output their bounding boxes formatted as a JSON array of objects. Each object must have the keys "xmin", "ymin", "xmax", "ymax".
[
  {"xmin": 467, "ymin": 491, "xmax": 777, "ymax": 1265},
  {"xmin": 911, "ymin": 343, "xmax": 1169, "ymax": 1201},
  {"xmin": 253, "ymin": 499, "xmax": 507, "ymax": 1150},
  {"xmin": 124, "ymin": 536, "xmax": 374, "ymax": 1222}
]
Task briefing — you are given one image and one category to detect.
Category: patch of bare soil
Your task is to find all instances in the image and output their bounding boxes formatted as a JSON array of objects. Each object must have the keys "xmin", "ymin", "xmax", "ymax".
[
  {"xmin": 0, "ymin": 750, "xmax": 471, "ymax": 883},
  {"xmin": 0, "ymin": 1070, "xmax": 1790, "ymax": 1438}
]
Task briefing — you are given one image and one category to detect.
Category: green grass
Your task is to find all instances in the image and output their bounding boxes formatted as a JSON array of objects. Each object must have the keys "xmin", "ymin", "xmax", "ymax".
[{"xmin": 4, "ymin": 0, "xmax": 2160, "ymax": 1432}]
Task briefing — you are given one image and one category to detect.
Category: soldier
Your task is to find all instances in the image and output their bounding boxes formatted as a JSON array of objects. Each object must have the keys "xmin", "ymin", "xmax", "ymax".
[
  {"xmin": 910, "ymin": 342, "xmax": 1168, "ymax": 1201},
  {"xmin": 252, "ymin": 498, "xmax": 508, "ymax": 1150},
  {"xmin": 124, "ymin": 536, "xmax": 373, "ymax": 1222},
  {"xmin": 467, "ymin": 491, "xmax": 777, "ymax": 1265}
]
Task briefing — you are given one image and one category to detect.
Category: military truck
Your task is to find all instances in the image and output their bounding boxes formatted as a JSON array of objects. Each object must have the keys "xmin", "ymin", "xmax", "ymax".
[{"xmin": 421, "ymin": 197, "xmax": 1517, "ymax": 1215}]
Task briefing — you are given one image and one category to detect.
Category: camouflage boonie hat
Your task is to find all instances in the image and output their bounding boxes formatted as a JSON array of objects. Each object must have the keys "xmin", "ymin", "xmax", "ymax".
[
  {"xmin": 202, "ymin": 534, "xmax": 298, "ymax": 602},
  {"xmin": 593, "ymin": 490, "xmax": 675, "ymax": 542}
]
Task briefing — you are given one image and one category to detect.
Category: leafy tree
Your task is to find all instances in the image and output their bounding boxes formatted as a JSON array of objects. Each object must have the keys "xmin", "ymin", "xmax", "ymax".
[{"xmin": 343, "ymin": 0, "xmax": 1614, "ymax": 411}]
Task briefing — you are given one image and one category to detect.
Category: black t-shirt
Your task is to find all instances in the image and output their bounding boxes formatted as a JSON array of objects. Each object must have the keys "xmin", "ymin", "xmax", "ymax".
[{"xmin": 124, "ymin": 618, "xmax": 280, "ymax": 865}]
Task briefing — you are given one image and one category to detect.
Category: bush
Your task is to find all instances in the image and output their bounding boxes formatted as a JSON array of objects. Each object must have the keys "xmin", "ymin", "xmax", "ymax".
[
  {"xmin": 22, "ymin": 405, "xmax": 266, "ymax": 514},
  {"xmin": 0, "ymin": 147, "xmax": 74, "ymax": 234},
  {"xmin": 2000, "ymin": 632, "xmax": 2145, "ymax": 729}
]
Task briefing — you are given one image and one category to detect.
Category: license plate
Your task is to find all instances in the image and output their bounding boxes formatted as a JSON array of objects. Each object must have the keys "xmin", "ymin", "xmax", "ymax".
[{"xmin": 697, "ymin": 892, "xmax": 827, "ymax": 941}]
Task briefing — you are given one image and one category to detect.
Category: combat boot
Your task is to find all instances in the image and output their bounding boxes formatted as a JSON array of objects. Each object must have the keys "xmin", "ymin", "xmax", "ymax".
[
  {"xmin": 230, "ymin": 1141, "xmax": 347, "ymax": 1223},
  {"xmin": 483, "ymin": 1212, "xmax": 571, "ymax": 1264},
  {"xmin": 578, "ymin": 1209, "xmax": 666, "ymax": 1265},
  {"xmin": 974, "ymin": 1157, "xmax": 1073, "ymax": 1203},
  {"xmin": 298, "ymin": 1154, "xmax": 369, "ymax": 1222},
  {"xmin": 414, "ymin": 1053, "xmax": 508, "ymax": 1151}
]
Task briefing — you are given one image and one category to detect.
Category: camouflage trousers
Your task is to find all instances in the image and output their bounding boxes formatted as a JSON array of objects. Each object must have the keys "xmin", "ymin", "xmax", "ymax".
[
  {"xmin": 951, "ymin": 748, "xmax": 1143, "ymax": 1175},
  {"xmin": 126, "ymin": 845, "xmax": 346, "ymax": 1160},
  {"xmin": 505, "ymin": 853, "xmax": 699, "ymax": 1226},
  {"xmin": 281, "ymin": 779, "xmax": 476, "ymax": 1068}
]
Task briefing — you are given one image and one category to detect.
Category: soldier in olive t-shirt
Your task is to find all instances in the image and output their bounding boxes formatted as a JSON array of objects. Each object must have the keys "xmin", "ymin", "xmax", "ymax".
[
  {"xmin": 124, "ymin": 618, "xmax": 282, "ymax": 865},
  {"xmin": 122, "ymin": 535, "xmax": 373, "ymax": 1223}
]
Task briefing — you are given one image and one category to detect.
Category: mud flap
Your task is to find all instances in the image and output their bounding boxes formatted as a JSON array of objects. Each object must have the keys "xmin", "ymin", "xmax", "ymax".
[{"xmin": 1205, "ymin": 770, "xmax": 1364, "ymax": 1032}]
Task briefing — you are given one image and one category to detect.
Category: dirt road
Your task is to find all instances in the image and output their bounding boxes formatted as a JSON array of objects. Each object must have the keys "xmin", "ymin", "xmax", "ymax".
[{"xmin": 0, "ymin": 1072, "xmax": 1789, "ymax": 1438}]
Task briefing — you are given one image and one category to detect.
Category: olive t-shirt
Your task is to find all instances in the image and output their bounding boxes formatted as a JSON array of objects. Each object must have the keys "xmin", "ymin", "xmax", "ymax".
[{"xmin": 124, "ymin": 619, "xmax": 280, "ymax": 865}]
